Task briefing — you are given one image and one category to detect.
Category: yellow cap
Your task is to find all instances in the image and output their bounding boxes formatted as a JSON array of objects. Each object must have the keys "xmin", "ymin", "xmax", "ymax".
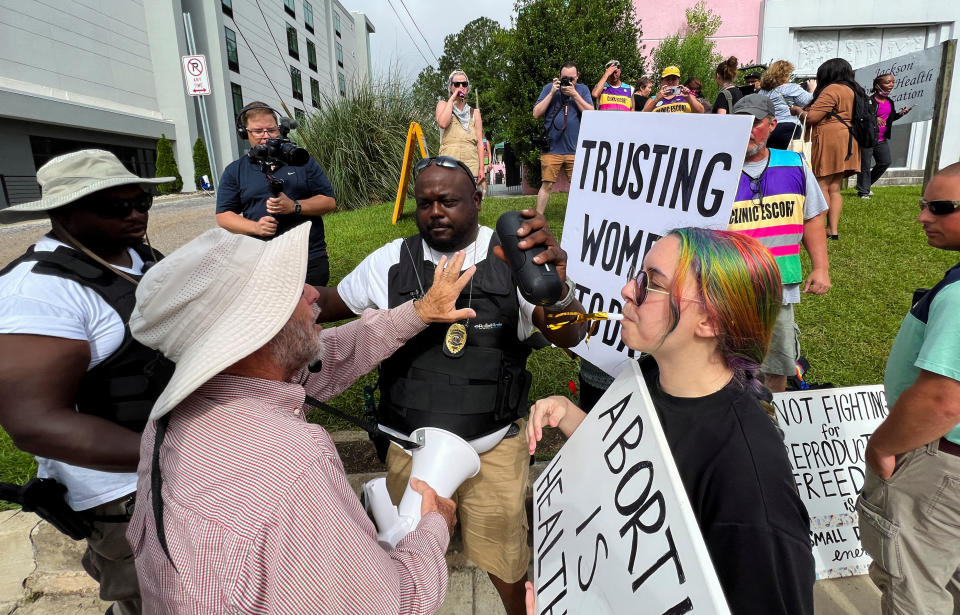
[{"xmin": 661, "ymin": 65, "xmax": 681, "ymax": 78}]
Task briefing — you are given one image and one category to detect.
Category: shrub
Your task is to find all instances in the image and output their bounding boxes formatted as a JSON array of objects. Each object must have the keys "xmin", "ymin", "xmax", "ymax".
[
  {"xmin": 294, "ymin": 74, "xmax": 439, "ymax": 210},
  {"xmin": 649, "ymin": 2, "xmax": 723, "ymax": 103},
  {"xmin": 154, "ymin": 134, "xmax": 183, "ymax": 194},
  {"xmin": 192, "ymin": 137, "xmax": 212, "ymax": 190}
]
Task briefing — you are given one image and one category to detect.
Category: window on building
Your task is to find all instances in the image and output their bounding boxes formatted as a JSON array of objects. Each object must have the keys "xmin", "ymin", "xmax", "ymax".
[
  {"xmin": 310, "ymin": 77, "xmax": 320, "ymax": 109},
  {"xmin": 231, "ymin": 82, "xmax": 243, "ymax": 117},
  {"xmin": 286, "ymin": 24, "xmax": 299, "ymax": 60},
  {"xmin": 333, "ymin": 12, "xmax": 341, "ymax": 37},
  {"xmin": 30, "ymin": 136, "xmax": 156, "ymax": 179},
  {"xmin": 291, "ymin": 66, "xmax": 303, "ymax": 101},
  {"xmin": 338, "ymin": 72, "xmax": 346, "ymax": 97},
  {"xmin": 294, "ymin": 107, "xmax": 305, "ymax": 123},
  {"xmin": 335, "ymin": 42, "xmax": 343, "ymax": 68},
  {"xmin": 307, "ymin": 40, "xmax": 317, "ymax": 71},
  {"xmin": 222, "ymin": 0, "xmax": 233, "ymax": 18},
  {"xmin": 304, "ymin": 1, "xmax": 314, "ymax": 33},
  {"xmin": 284, "ymin": 0, "xmax": 295, "ymax": 18},
  {"xmin": 225, "ymin": 27, "xmax": 239, "ymax": 72}
]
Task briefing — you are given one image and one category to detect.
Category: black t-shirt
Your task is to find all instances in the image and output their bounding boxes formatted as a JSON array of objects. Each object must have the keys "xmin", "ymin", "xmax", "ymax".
[
  {"xmin": 634, "ymin": 93, "xmax": 649, "ymax": 111},
  {"xmin": 712, "ymin": 86, "xmax": 744, "ymax": 114},
  {"xmin": 643, "ymin": 361, "xmax": 815, "ymax": 615}
]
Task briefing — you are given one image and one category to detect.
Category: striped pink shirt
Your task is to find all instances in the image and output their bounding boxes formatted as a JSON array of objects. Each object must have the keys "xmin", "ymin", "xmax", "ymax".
[{"xmin": 128, "ymin": 303, "xmax": 451, "ymax": 614}]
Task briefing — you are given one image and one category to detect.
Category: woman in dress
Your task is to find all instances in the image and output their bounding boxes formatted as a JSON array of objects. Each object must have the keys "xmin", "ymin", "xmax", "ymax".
[
  {"xmin": 855, "ymin": 73, "xmax": 912, "ymax": 199},
  {"xmin": 435, "ymin": 70, "xmax": 485, "ymax": 190},
  {"xmin": 759, "ymin": 60, "xmax": 814, "ymax": 149},
  {"xmin": 525, "ymin": 228, "xmax": 815, "ymax": 615},
  {"xmin": 806, "ymin": 58, "xmax": 864, "ymax": 239}
]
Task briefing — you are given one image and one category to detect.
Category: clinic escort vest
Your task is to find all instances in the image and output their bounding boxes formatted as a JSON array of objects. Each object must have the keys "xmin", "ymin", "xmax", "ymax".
[
  {"xmin": 729, "ymin": 149, "xmax": 807, "ymax": 285},
  {"xmin": 653, "ymin": 94, "xmax": 692, "ymax": 113},
  {"xmin": 599, "ymin": 83, "xmax": 634, "ymax": 111},
  {"xmin": 379, "ymin": 233, "xmax": 532, "ymax": 440},
  {"xmin": 0, "ymin": 241, "xmax": 174, "ymax": 432}
]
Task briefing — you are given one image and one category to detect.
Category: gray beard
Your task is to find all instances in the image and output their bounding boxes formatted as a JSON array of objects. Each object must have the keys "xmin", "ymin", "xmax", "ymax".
[
  {"xmin": 746, "ymin": 142, "xmax": 766, "ymax": 158},
  {"xmin": 269, "ymin": 314, "xmax": 324, "ymax": 376}
]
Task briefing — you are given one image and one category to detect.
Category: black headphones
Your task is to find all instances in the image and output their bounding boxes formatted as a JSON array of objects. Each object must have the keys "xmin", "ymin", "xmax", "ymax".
[{"xmin": 236, "ymin": 103, "xmax": 297, "ymax": 138}]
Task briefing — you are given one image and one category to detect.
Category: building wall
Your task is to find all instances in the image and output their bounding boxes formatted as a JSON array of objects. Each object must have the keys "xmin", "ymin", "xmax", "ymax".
[
  {"xmin": 634, "ymin": 0, "xmax": 764, "ymax": 67},
  {"xmin": 0, "ymin": 0, "xmax": 374, "ymax": 207}
]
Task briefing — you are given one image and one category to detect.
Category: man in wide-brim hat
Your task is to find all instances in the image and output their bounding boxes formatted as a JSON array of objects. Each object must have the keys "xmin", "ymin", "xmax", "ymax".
[
  {"xmin": 127, "ymin": 223, "xmax": 473, "ymax": 613},
  {"xmin": 0, "ymin": 149, "xmax": 175, "ymax": 614}
]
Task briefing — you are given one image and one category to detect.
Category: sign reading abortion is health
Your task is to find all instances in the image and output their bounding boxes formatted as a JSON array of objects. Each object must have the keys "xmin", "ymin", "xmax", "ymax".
[
  {"xmin": 532, "ymin": 362, "xmax": 730, "ymax": 614},
  {"xmin": 854, "ymin": 44, "xmax": 945, "ymax": 124},
  {"xmin": 772, "ymin": 385, "xmax": 889, "ymax": 579},
  {"xmin": 559, "ymin": 111, "xmax": 752, "ymax": 375}
]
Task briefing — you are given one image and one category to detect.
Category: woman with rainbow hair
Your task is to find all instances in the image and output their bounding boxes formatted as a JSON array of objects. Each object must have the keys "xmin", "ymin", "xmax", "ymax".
[{"xmin": 526, "ymin": 228, "xmax": 815, "ymax": 614}]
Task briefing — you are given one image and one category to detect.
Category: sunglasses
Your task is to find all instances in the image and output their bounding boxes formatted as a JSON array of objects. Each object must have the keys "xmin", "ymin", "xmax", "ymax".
[
  {"xmin": 452, "ymin": 81, "xmax": 469, "ymax": 88},
  {"xmin": 919, "ymin": 198, "xmax": 960, "ymax": 215},
  {"xmin": 414, "ymin": 156, "xmax": 477, "ymax": 187},
  {"xmin": 749, "ymin": 176, "xmax": 763, "ymax": 206},
  {"xmin": 82, "ymin": 193, "xmax": 154, "ymax": 219},
  {"xmin": 625, "ymin": 263, "xmax": 700, "ymax": 306}
]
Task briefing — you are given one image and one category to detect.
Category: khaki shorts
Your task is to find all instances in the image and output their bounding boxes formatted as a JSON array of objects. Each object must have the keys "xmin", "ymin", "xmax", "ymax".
[
  {"xmin": 386, "ymin": 420, "xmax": 531, "ymax": 583},
  {"xmin": 540, "ymin": 154, "xmax": 575, "ymax": 183},
  {"xmin": 762, "ymin": 303, "xmax": 800, "ymax": 377}
]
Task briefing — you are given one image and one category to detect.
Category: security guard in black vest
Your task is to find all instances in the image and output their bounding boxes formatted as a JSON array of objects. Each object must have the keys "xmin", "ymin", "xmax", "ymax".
[
  {"xmin": 314, "ymin": 155, "xmax": 586, "ymax": 615},
  {"xmin": 0, "ymin": 150, "xmax": 175, "ymax": 615}
]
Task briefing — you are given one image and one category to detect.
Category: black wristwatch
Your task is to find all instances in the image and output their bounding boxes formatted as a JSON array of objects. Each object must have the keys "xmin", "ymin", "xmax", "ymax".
[{"xmin": 293, "ymin": 200, "xmax": 302, "ymax": 215}]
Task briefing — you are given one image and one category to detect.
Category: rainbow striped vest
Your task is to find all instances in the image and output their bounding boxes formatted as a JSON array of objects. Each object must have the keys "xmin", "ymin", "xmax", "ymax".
[
  {"xmin": 599, "ymin": 82, "xmax": 634, "ymax": 111},
  {"xmin": 729, "ymin": 149, "xmax": 806, "ymax": 285}
]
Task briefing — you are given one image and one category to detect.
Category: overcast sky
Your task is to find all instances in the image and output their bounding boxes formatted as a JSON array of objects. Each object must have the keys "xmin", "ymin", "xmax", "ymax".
[{"xmin": 347, "ymin": 0, "xmax": 515, "ymax": 80}]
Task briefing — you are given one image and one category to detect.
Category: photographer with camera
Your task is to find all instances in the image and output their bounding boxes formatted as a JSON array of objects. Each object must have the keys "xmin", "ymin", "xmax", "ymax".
[
  {"xmin": 532, "ymin": 62, "xmax": 594, "ymax": 214},
  {"xmin": 643, "ymin": 65, "xmax": 704, "ymax": 113},
  {"xmin": 217, "ymin": 102, "xmax": 336, "ymax": 286}
]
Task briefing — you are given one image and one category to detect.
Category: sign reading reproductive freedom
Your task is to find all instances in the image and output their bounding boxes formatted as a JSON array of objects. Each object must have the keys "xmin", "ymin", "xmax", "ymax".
[
  {"xmin": 854, "ymin": 44, "xmax": 944, "ymax": 124},
  {"xmin": 559, "ymin": 111, "xmax": 752, "ymax": 375},
  {"xmin": 532, "ymin": 361, "xmax": 730, "ymax": 614},
  {"xmin": 772, "ymin": 385, "xmax": 889, "ymax": 579}
]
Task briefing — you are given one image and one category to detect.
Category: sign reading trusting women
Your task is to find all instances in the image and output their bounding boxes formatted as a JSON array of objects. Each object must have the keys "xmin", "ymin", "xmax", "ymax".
[{"xmin": 558, "ymin": 111, "xmax": 752, "ymax": 375}]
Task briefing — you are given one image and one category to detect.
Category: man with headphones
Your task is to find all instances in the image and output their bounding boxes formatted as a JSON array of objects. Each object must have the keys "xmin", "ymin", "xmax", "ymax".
[{"xmin": 217, "ymin": 101, "xmax": 336, "ymax": 286}]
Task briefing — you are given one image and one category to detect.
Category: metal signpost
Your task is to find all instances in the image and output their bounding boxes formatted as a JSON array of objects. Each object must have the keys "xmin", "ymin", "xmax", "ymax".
[{"xmin": 182, "ymin": 12, "xmax": 219, "ymax": 189}]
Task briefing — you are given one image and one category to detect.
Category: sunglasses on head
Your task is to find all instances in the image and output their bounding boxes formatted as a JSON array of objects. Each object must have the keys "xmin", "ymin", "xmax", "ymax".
[
  {"xmin": 414, "ymin": 156, "xmax": 477, "ymax": 187},
  {"xmin": 79, "ymin": 192, "xmax": 153, "ymax": 219},
  {"xmin": 919, "ymin": 198, "xmax": 960, "ymax": 215},
  {"xmin": 452, "ymin": 80, "xmax": 469, "ymax": 88}
]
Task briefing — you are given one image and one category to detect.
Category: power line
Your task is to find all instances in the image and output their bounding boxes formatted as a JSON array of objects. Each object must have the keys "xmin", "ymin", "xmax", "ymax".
[
  {"xmin": 225, "ymin": 12, "xmax": 289, "ymax": 116},
  {"xmin": 253, "ymin": 0, "xmax": 294, "ymax": 116},
  {"xmin": 384, "ymin": 0, "xmax": 432, "ymax": 67},
  {"xmin": 397, "ymin": 0, "xmax": 439, "ymax": 63}
]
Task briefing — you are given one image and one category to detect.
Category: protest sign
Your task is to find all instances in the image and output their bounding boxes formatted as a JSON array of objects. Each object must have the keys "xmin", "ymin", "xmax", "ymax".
[
  {"xmin": 532, "ymin": 361, "xmax": 730, "ymax": 614},
  {"xmin": 854, "ymin": 45, "xmax": 944, "ymax": 124},
  {"xmin": 772, "ymin": 385, "xmax": 889, "ymax": 578},
  {"xmin": 558, "ymin": 111, "xmax": 752, "ymax": 375}
]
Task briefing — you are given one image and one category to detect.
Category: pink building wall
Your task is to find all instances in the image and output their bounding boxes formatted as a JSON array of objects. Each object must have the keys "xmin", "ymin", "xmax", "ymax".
[{"xmin": 635, "ymin": 0, "xmax": 765, "ymax": 67}]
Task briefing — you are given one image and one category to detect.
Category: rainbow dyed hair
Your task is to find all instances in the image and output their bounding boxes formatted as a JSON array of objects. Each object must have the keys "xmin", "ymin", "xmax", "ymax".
[{"xmin": 666, "ymin": 227, "xmax": 783, "ymax": 388}]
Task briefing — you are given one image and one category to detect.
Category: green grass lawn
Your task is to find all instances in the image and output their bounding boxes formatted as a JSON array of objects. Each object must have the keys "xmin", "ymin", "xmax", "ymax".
[{"xmin": 2, "ymin": 184, "xmax": 957, "ymax": 507}]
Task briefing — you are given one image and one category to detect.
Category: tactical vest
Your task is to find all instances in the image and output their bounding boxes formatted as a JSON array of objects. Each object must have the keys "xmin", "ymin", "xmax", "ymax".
[
  {"xmin": 379, "ymin": 233, "xmax": 532, "ymax": 440},
  {"xmin": 729, "ymin": 149, "xmax": 807, "ymax": 285},
  {"xmin": 0, "ymin": 241, "xmax": 174, "ymax": 432}
]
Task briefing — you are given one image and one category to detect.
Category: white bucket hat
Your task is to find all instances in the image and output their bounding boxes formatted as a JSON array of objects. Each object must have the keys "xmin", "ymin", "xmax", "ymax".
[
  {"xmin": 8, "ymin": 149, "xmax": 175, "ymax": 211},
  {"xmin": 130, "ymin": 224, "xmax": 311, "ymax": 421}
]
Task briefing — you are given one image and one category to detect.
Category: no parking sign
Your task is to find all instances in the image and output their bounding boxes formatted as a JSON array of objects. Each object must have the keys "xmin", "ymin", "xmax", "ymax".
[{"xmin": 181, "ymin": 54, "xmax": 211, "ymax": 96}]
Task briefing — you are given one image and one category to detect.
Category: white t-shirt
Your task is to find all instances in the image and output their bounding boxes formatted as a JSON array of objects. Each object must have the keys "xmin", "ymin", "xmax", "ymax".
[
  {"xmin": 0, "ymin": 235, "xmax": 143, "ymax": 510},
  {"xmin": 337, "ymin": 226, "xmax": 537, "ymax": 339}
]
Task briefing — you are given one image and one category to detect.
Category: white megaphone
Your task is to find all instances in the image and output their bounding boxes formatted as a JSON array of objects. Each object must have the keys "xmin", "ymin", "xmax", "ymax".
[{"xmin": 363, "ymin": 424, "xmax": 510, "ymax": 549}]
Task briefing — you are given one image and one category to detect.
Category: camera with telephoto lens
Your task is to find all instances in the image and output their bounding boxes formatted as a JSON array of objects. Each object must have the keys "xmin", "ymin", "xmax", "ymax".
[
  {"xmin": 248, "ymin": 137, "xmax": 310, "ymax": 167},
  {"xmin": 559, "ymin": 75, "xmax": 574, "ymax": 87}
]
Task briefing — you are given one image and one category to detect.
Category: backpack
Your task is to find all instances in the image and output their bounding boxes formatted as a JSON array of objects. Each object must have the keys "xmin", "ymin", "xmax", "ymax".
[{"xmin": 828, "ymin": 84, "xmax": 878, "ymax": 160}]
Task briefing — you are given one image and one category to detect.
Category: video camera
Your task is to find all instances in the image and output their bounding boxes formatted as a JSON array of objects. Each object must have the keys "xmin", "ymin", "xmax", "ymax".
[{"xmin": 246, "ymin": 116, "xmax": 310, "ymax": 169}]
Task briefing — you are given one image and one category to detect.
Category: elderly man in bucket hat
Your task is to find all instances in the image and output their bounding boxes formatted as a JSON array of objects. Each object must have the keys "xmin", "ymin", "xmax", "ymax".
[
  {"xmin": 0, "ymin": 149, "xmax": 176, "ymax": 614},
  {"xmin": 127, "ymin": 223, "xmax": 472, "ymax": 614}
]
